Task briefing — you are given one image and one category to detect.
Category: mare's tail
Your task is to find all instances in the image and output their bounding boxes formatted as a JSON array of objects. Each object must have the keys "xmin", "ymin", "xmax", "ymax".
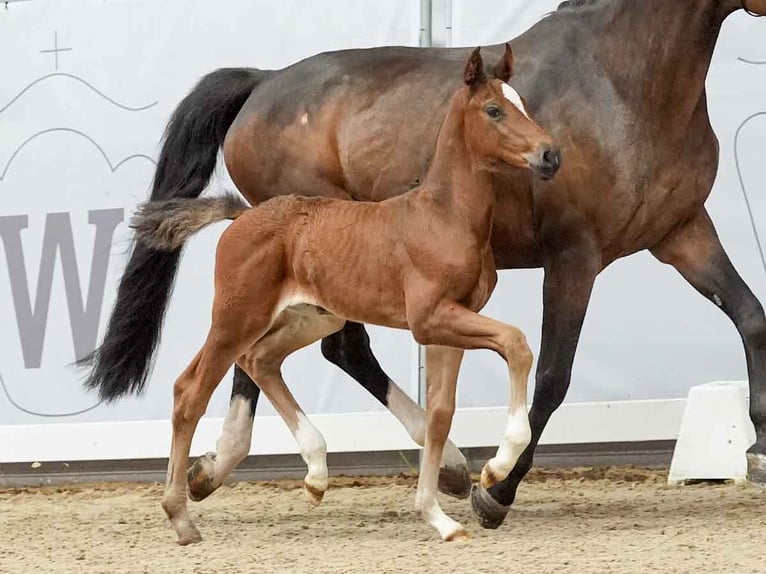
[
  {"xmin": 131, "ymin": 195, "xmax": 249, "ymax": 251},
  {"xmin": 79, "ymin": 67, "xmax": 265, "ymax": 402}
]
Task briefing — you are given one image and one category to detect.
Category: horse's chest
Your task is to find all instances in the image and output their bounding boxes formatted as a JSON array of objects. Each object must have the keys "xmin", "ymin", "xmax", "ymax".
[{"xmin": 446, "ymin": 246, "xmax": 497, "ymax": 312}]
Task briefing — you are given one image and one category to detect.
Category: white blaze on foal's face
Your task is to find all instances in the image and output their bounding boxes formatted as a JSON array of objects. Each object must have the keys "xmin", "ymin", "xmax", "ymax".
[{"xmin": 501, "ymin": 82, "xmax": 530, "ymax": 119}]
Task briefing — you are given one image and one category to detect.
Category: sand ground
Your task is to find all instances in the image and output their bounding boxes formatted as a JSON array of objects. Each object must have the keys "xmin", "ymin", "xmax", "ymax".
[{"xmin": 0, "ymin": 467, "xmax": 763, "ymax": 574}]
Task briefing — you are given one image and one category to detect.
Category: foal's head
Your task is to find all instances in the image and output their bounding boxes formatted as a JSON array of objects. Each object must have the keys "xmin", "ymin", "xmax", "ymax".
[{"xmin": 460, "ymin": 45, "xmax": 560, "ymax": 180}]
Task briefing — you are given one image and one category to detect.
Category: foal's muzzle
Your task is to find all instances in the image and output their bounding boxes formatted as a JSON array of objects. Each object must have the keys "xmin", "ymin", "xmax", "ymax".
[{"xmin": 530, "ymin": 145, "xmax": 562, "ymax": 180}]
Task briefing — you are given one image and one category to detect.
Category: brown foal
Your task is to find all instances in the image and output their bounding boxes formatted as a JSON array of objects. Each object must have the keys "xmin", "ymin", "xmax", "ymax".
[{"xmin": 133, "ymin": 46, "xmax": 558, "ymax": 544}]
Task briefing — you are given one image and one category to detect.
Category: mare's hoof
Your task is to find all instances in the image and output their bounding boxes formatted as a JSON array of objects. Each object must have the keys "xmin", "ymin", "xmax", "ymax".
[
  {"xmin": 470, "ymin": 484, "xmax": 509, "ymax": 530},
  {"xmin": 304, "ymin": 482, "xmax": 326, "ymax": 506},
  {"xmin": 438, "ymin": 464, "xmax": 472, "ymax": 499},
  {"xmin": 746, "ymin": 452, "xmax": 766, "ymax": 486},
  {"xmin": 187, "ymin": 452, "xmax": 218, "ymax": 502}
]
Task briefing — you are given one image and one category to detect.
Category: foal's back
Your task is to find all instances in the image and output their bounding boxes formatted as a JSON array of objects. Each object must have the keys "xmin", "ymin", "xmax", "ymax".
[{"xmin": 216, "ymin": 193, "xmax": 434, "ymax": 329}]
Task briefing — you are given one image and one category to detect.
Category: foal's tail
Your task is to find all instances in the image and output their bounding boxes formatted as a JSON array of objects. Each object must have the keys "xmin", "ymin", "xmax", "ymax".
[
  {"xmin": 131, "ymin": 195, "xmax": 249, "ymax": 251},
  {"xmin": 78, "ymin": 67, "xmax": 266, "ymax": 402}
]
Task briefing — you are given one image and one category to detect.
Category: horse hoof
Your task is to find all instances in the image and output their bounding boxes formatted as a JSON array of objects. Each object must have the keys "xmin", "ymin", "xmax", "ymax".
[
  {"xmin": 176, "ymin": 527, "xmax": 203, "ymax": 546},
  {"xmin": 746, "ymin": 452, "xmax": 766, "ymax": 486},
  {"xmin": 176, "ymin": 529, "xmax": 202, "ymax": 546},
  {"xmin": 187, "ymin": 452, "xmax": 218, "ymax": 502},
  {"xmin": 304, "ymin": 482, "xmax": 326, "ymax": 506},
  {"xmin": 444, "ymin": 526, "xmax": 471, "ymax": 543},
  {"xmin": 470, "ymin": 484, "xmax": 509, "ymax": 530},
  {"xmin": 438, "ymin": 464, "xmax": 472, "ymax": 499},
  {"xmin": 480, "ymin": 464, "xmax": 501, "ymax": 490}
]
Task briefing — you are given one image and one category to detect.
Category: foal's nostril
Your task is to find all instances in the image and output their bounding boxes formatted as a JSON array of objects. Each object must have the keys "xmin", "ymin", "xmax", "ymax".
[{"xmin": 542, "ymin": 148, "xmax": 561, "ymax": 171}]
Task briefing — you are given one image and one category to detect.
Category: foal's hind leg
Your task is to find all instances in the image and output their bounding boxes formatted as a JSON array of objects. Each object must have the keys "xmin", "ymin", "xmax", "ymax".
[
  {"xmin": 237, "ymin": 307, "xmax": 346, "ymax": 504},
  {"xmin": 187, "ymin": 308, "xmax": 344, "ymax": 502},
  {"xmin": 161, "ymin": 338, "xmax": 248, "ymax": 545},
  {"xmin": 186, "ymin": 367, "xmax": 257, "ymax": 502}
]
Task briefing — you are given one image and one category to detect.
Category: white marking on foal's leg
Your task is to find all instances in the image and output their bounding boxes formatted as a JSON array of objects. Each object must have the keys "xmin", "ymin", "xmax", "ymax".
[
  {"xmin": 415, "ymin": 433, "xmax": 467, "ymax": 541},
  {"xmin": 213, "ymin": 395, "xmax": 254, "ymax": 475},
  {"xmin": 481, "ymin": 404, "xmax": 531, "ymax": 488},
  {"xmin": 295, "ymin": 412, "xmax": 328, "ymax": 504},
  {"xmin": 501, "ymin": 83, "xmax": 530, "ymax": 118},
  {"xmin": 188, "ymin": 395, "xmax": 254, "ymax": 501}
]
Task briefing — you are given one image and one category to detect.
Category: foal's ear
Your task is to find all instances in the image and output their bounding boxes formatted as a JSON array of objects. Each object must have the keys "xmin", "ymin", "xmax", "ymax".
[
  {"xmin": 463, "ymin": 47, "xmax": 486, "ymax": 88},
  {"xmin": 493, "ymin": 43, "xmax": 515, "ymax": 82}
]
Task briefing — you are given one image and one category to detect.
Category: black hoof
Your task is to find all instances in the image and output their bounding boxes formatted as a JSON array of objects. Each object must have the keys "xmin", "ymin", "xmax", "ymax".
[
  {"xmin": 438, "ymin": 464, "xmax": 472, "ymax": 499},
  {"xmin": 470, "ymin": 484, "xmax": 509, "ymax": 530},
  {"xmin": 746, "ymin": 452, "xmax": 766, "ymax": 486},
  {"xmin": 187, "ymin": 454, "xmax": 218, "ymax": 502}
]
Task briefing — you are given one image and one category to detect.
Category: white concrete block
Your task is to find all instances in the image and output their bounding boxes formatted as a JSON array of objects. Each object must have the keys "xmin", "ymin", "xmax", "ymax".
[{"xmin": 668, "ymin": 381, "xmax": 756, "ymax": 485}]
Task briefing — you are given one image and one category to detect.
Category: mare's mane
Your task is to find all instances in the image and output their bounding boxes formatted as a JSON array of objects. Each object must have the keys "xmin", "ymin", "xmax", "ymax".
[{"xmin": 556, "ymin": 0, "xmax": 598, "ymax": 10}]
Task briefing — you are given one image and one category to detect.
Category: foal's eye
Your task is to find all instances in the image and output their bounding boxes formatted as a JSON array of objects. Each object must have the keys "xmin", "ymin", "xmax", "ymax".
[{"xmin": 485, "ymin": 105, "xmax": 502, "ymax": 119}]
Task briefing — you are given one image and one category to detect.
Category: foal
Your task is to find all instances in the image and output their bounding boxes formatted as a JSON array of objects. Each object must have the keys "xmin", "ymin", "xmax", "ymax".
[{"xmin": 133, "ymin": 46, "xmax": 559, "ymax": 544}]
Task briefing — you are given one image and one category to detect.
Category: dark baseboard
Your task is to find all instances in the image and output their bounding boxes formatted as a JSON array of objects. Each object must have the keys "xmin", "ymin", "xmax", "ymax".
[{"xmin": 0, "ymin": 440, "xmax": 675, "ymax": 488}]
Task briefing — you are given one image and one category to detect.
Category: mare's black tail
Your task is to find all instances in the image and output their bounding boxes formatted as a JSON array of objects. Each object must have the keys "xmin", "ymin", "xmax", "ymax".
[{"xmin": 79, "ymin": 68, "xmax": 265, "ymax": 402}]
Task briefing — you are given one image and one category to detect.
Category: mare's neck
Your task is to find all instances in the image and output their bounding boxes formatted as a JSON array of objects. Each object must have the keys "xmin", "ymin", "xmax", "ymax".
[
  {"xmin": 420, "ymin": 93, "xmax": 495, "ymax": 240},
  {"xmin": 592, "ymin": 0, "xmax": 739, "ymax": 127}
]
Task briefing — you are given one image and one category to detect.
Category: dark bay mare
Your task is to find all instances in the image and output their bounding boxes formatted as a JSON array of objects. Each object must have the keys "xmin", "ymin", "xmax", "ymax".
[{"xmin": 82, "ymin": 0, "xmax": 766, "ymax": 529}]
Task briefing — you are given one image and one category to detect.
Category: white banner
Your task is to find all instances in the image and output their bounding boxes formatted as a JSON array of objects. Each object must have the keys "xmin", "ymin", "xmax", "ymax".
[{"xmin": 0, "ymin": 0, "xmax": 421, "ymax": 428}]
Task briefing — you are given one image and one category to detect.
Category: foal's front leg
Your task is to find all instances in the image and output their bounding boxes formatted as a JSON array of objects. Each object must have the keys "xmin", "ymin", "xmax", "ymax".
[
  {"xmin": 321, "ymin": 323, "xmax": 470, "ymax": 497},
  {"xmin": 415, "ymin": 345, "xmax": 468, "ymax": 541},
  {"xmin": 409, "ymin": 301, "xmax": 534, "ymax": 539}
]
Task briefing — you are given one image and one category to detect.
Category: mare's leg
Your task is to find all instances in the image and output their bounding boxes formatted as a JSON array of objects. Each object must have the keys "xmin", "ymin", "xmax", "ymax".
[
  {"xmin": 471, "ymin": 247, "xmax": 600, "ymax": 528},
  {"xmin": 188, "ymin": 308, "xmax": 344, "ymax": 502},
  {"xmin": 409, "ymin": 303, "xmax": 534, "ymax": 540},
  {"xmin": 321, "ymin": 322, "xmax": 470, "ymax": 497},
  {"xmin": 651, "ymin": 210, "xmax": 766, "ymax": 483}
]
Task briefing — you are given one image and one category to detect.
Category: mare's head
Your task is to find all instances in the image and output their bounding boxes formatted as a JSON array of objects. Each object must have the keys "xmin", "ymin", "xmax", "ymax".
[{"xmin": 460, "ymin": 45, "xmax": 560, "ymax": 180}]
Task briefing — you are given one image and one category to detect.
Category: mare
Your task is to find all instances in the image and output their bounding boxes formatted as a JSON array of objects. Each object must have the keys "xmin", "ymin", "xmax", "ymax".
[
  {"xmin": 129, "ymin": 47, "xmax": 558, "ymax": 544},
  {"xmin": 82, "ymin": 0, "xmax": 766, "ymax": 529}
]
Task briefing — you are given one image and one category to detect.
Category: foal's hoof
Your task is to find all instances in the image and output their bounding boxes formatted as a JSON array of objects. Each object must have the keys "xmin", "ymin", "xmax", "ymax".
[
  {"xmin": 187, "ymin": 452, "xmax": 218, "ymax": 502},
  {"xmin": 304, "ymin": 482, "xmax": 326, "ymax": 506},
  {"xmin": 470, "ymin": 484, "xmax": 509, "ymax": 530},
  {"xmin": 444, "ymin": 526, "xmax": 471, "ymax": 543},
  {"xmin": 176, "ymin": 526, "xmax": 203, "ymax": 546},
  {"xmin": 746, "ymin": 452, "xmax": 766, "ymax": 486},
  {"xmin": 438, "ymin": 464, "xmax": 472, "ymax": 499},
  {"xmin": 480, "ymin": 464, "xmax": 502, "ymax": 490}
]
